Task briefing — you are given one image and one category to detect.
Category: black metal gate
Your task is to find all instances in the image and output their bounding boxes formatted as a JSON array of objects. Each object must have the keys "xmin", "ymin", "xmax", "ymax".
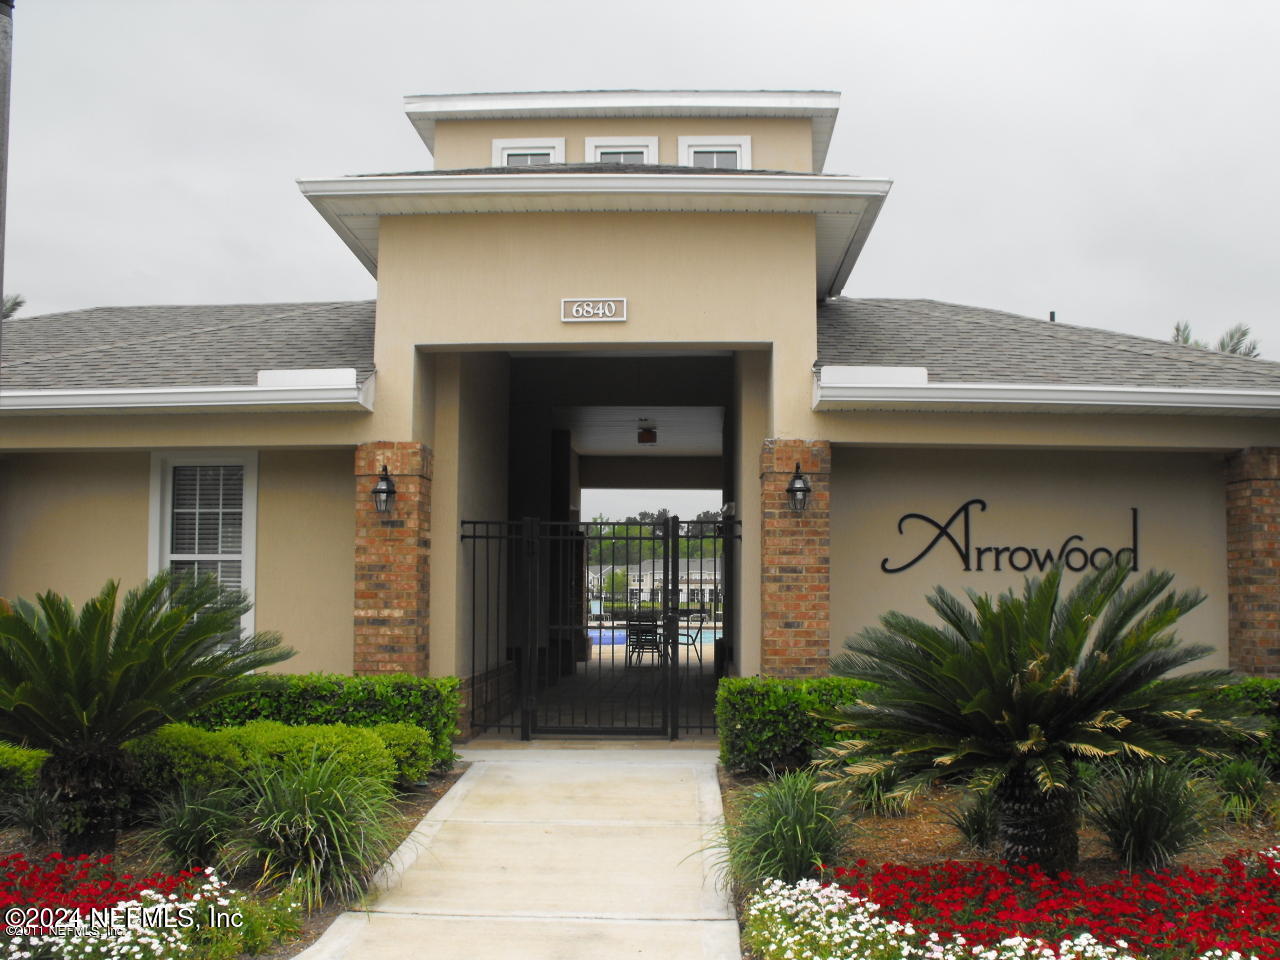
[{"xmin": 461, "ymin": 516, "xmax": 738, "ymax": 738}]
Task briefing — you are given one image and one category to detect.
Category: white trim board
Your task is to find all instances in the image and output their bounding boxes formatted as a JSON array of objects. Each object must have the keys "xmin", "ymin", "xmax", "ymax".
[
  {"xmin": 0, "ymin": 375, "xmax": 375, "ymax": 414},
  {"xmin": 813, "ymin": 366, "xmax": 1280, "ymax": 416}
]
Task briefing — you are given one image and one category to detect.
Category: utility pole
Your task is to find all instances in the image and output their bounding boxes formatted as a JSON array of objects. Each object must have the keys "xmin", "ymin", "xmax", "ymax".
[{"xmin": 0, "ymin": 0, "xmax": 12, "ymax": 394}]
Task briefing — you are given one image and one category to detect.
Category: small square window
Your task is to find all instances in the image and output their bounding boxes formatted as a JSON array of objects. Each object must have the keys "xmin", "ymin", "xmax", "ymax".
[
  {"xmin": 678, "ymin": 135, "xmax": 752, "ymax": 170},
  {"xmin": 585, "ymin": 136, "xmax": 658, "ymax": 165},
  {"xmin": 492, "ymin": 137, "xmax": 565, "ymax": 167}
]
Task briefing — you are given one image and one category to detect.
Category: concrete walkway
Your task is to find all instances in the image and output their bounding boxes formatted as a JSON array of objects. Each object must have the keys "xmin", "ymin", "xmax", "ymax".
[{"xmin": 297, "ymin": 745, "xmax": 741, "ymax": 959}]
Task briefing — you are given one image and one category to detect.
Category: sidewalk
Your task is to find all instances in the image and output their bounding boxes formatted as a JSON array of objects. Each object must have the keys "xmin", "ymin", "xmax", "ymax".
[{"xmin": 296, "ymin": 745, "xmax": 742, "ymax": 959}]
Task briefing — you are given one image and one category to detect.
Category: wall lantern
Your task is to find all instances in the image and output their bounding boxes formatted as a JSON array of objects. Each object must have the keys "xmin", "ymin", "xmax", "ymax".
[
  {"xmin": 637, "ymin": 419, "xmax": 658, "ymax": 445},
  {"xmin": 785, "ymin": 462, "xmax": 812, "ymax": 512},
  {"xmin": 371, "ymin": 465, "xmax": 397, "ymax": 514}
]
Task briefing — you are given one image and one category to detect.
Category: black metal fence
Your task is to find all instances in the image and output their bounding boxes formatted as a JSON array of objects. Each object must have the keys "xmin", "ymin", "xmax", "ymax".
[{"xmin": 461, "ymin": 516, "xmax": 738, "ymax": 738}]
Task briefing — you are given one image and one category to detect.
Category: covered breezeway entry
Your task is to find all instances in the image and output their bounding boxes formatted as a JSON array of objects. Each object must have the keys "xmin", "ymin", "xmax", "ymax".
[
  {"xmin": 462, "ymin": 515, "xmax": 738, "ymax": 738},
  {"xmin": 455, "ymin": 351, "xmax": 743, "ymax": 739}
]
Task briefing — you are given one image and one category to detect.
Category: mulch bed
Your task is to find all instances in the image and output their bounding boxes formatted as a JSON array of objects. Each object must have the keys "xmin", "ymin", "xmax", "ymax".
[{"xmin": 718, "ymin": 767, "xmax": 1280, "ymax": 884}]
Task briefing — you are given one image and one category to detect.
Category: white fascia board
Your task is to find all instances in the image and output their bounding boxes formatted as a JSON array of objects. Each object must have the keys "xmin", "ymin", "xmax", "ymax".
[
  {"xmin": 298, "ymin": 171, "xmax": 890, "ymax": 201},
  {"xmin": 0, "ymin": 376, "xmax": 376, "ymax": 414},
  {"xmin": 812, "ymin": 369, "xmax": 1280, "ymax": 414}
]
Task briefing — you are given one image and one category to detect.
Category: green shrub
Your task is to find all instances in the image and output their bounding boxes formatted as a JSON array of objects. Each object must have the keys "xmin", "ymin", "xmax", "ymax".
[
  {"xmin": 373, "ymin": 722, "xmax": 437, "ymax": 787},
  {"xmin": 143, "ymin": 781, "xmax": 242, "ymax": 872},
  {"xmin": 0, "ymin": 741, "xmax": 47, "ymax": 795},
  {"xmin": 716, "ymin": 677, "xmax": 877, "ymax": 772},
  {"xmin": 1083, "ymin": 761, "xmax": 1216, "ymax": 870},
  {"xmin": 945, "ymin": 785, "xmax": 1000, "ymax": 852},
  {"xmin": 127, "ymin": 720, "xmax": 396, "ymax": 806},
  {"xmin": 1208, "ymin": 678, "xmax": 1280, "ymax": 769},
  {"xmin": 188, "ymin": 672, "xmax": 459, "ymax": 770},
  {"xmin": 0, "ymin": 786, "xmax": 59, "ymax": 845},
  {"xmin": 718, "ymin": 769, "xmax": 852, "ymax": 888},
  {"xmin": 220, "ymin": 721, "xmax": 396, "ymax": 787},
  {"xmin": 126, "ymin": 723, "xmax": 250, "ymax": 797},
  {"xmin": 232, "ymin": 748, "xmax": 397, "ymax": 910},
  {"xmin": 1217, "ymin": 757, "xmax": 1273, "ymax": 823}
]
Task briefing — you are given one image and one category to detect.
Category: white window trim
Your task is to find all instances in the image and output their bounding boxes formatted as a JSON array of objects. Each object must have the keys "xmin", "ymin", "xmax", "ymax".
[
  {"xmin": 584, "ymin": 136, "xmax": 659, "ymax": 164},
  {"xmin": 677, "ymin": 134, "xmax": 752, "ymax": 169},
  {"xmin": 491, "ymin": 137, "xmax": 565, "ymax": 166},
  {"xmin": 148, "ymin": 450, "xmax": 259, "ymax": 636}
]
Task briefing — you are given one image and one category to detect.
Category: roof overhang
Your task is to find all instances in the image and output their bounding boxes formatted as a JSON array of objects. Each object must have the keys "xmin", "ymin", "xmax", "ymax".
[
  {"xmin": 813, "ymin": 365, "xmax": 1280, "ymax": 416},
  {"xmin": 403, "ymin": 90, "xmax": 842, "ymax": 170},
  {"xmin": 298, "ymin": 172, "xmax": 891, "ymax": 300},
  {"xmin": 0, "ymin": 369, "xmax": 375, "ymax": 415}
]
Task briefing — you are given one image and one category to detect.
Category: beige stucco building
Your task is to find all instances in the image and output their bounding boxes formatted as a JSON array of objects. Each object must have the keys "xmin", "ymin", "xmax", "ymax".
[{"xmin": 3, "ymin": 89, "xmax": 1280, "ymax": 738}]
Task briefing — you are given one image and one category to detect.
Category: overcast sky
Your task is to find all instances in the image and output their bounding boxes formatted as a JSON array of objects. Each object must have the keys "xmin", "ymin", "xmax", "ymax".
[{"xmin": 8, "ymin": 1, "xmax": 1279, "ymax": 353}]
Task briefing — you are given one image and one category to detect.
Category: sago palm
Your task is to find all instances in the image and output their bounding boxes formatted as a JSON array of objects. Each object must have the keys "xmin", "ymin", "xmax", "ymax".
[
  {"xmin": 0, "ymin": 571, "xmax": 293, "ymax": 854},
  {"xmin": 816, "ymin": 562, "xmax": 1261, "ymax": 873}
]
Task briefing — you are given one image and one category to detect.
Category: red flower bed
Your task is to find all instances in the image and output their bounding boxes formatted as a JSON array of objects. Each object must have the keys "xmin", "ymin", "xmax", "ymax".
[
  {"xmin": 0, "ymin": 852, "xmax": 203, "ymax": 918},
  {"xmin": 834, "ymin": 852, "xmax": 1280, "ymax": 959}
]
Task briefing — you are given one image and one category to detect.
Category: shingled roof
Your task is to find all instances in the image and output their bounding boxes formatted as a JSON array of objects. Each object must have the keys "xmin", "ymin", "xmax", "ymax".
[
  {"xmin": 0, "ymin": 301, "xmax": 375, "ymax": 390},
  {"xmin": 817, "ymin": 298, "xmax": 1280, "ymax": 390}
]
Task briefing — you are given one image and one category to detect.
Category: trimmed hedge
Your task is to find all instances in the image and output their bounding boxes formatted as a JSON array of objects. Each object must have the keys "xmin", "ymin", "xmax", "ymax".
[
  {"xmin": 127, "ymin": 721, "xmax": 396, "ymax": 797},
  {"xmin": 0, "ymin": 742, "xmax": 47, "ymax": 796},
  {"xmin": 717, "ymin": 675, "xmax": 1280, "ymax": 774},
  {"xmin": 187, "ymin": 672, "xmax": 459, "ymax": 770},
  {"xmin": 716, "ymin": 676, "xmax": 877, "ymax": 772},
  {"xmin": 373, "ymin": 722, "xmax": 437, "ymax": 787},
  {"xmin": 1209, "ymin": 677, "xmax": 1280, "ymax": 769}
]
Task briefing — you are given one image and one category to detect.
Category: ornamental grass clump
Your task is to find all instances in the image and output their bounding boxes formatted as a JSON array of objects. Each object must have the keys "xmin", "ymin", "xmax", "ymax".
[
  {"xmin": 816, "ymin": 561, "xmax": 1262, "ymax": 873},
  {"xmin": 719, "ymin": 768, "xmax": 852, "ymax": 888},
  {"xmin": 1217, "ymin": 756, "xmax": 1274, "ymax": 823},
  {"xmin": 231, "ymin": 747, "xmax": 397, "ymax": 911},
  {"xmin": 1082, "ymin": 760, "xmax": 1216, "ymax": 870}
]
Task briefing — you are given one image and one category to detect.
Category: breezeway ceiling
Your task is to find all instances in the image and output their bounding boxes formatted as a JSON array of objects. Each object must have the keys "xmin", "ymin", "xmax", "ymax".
[{"xmin": 554, "ymin": 405, "xmax": 724, "ymax": 456}]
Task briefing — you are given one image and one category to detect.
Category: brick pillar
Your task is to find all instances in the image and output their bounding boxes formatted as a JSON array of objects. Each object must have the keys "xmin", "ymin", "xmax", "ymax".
[
  {"xmin": 354, "ymin": 442, "xmax": 431, "ymax": 675},
  {"xmin": 760, "ymin": 439, "xmax": 831, "ymax": 676},
  {"xmin": 1227, "ymin": 447, "xmax": 1280, "ymax": 675}
]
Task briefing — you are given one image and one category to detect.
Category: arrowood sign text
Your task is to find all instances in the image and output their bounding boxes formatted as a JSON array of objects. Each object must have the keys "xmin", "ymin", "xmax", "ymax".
[{"xmin": 880, "ymin": 499, "xmax": 1139, "ymax": 574}]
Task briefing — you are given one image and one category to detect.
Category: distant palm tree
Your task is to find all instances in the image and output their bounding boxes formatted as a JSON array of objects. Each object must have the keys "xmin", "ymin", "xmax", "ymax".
[
  {"xmin": 1, "ymin": 292, "xmax": 23, "ymax": 319},
  {"xmin": 1172, "ymin": 321, "xmax": 1260, "ymax": 358}
]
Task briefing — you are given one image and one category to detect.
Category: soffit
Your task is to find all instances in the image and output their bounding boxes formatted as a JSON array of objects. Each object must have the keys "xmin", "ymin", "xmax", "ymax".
[{"xmin": 298, "ymin": 172, "xmax": 891, "ymax": 299}]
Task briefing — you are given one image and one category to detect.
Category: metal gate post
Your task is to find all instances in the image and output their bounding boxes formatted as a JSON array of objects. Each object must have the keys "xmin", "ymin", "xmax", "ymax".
[
  {"xmin": 664, "ymin": 515, "xmax": 679, "ymax": 740},
  {"xmin": 519, "ymin": 516, "xmax": 539, "ymax": 741}
]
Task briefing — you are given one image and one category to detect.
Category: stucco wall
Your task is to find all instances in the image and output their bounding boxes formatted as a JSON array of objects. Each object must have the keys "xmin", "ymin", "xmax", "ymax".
[
  {"xmin": 376, "ymin": 212, "xmax": 814, "ymax": 443},
  {"xmin": 255, "ymin": 449, "xmax": 356, "ymax": 674},
  {"xmin": 830, "ymin": 448, "xmax": 1229, "ymax": 669},
  {"xmin": 0, "ymin": 452, "xmax": 150, "ymax": 603},
  {"xmin": 431, "ymin": 117, "xmax": 815, "ymax": 172},
  {"xmin": 428, "ymin": 353, "xmax": 511, "ymax": 678}
]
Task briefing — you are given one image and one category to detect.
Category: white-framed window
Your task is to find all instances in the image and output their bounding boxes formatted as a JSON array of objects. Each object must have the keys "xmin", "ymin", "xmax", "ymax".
[
  {"xmin": 149, "ymin": 451, "xmax": 258, "ymax": 634},
  {"xmin": 492, "ymin": 137, "xmax": 565, "ymax": 167},
  {"xmin": 677, "ymin": 135, "xmax": 752, "ymax": 170},
  {"xmin": 585, "ymin": 136, "xmax": 658, "ymax": 165}
]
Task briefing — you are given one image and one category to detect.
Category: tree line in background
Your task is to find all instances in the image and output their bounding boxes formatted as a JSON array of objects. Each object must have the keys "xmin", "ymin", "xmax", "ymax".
[{"xmin": 584, "ymin": 509, "xmax": 725, "ymax": 566}]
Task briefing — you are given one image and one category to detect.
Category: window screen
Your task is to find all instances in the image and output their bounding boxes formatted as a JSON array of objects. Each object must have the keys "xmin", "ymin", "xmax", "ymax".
[
  {"xmin": 169, "ymin": 464, "xmax": 244, "ymax": 592},
  {"xmin": 598, "ymin": 150, "xmax": 645, "ymax": 164},
  {"xmin": 505, "ymin": 152, "xmax": 553, "ymax": 166},
  {"xmin": 691, "ymin": 150, "xmax": 739, "ymax": 169}
]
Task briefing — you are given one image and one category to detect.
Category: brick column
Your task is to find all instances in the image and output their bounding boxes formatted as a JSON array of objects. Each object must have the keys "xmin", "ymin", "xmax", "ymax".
[
  {"xmin": 354, "ymin": 442, "xmax": 431, "ymax": 675},
  {"xmin": 760, "ymin": 439, "xmax": 831, "ymax": 676},
  {"xmin": 1227, "ymin": 447, "xmax": 1280, "ymax": 675}
]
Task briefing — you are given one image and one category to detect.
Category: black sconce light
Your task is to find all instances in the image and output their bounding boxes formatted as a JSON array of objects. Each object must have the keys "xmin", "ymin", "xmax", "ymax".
[
  {"xmin": 371, "ymin": 465, "xmax": 397, "ymax": 515},
  {"xmin": 637, "ymin": 419, "xmax": 657, "ymax": 445},
  {"xmin": 785, "ymin": 462, "xmax": 812, "ymax": 512}
]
